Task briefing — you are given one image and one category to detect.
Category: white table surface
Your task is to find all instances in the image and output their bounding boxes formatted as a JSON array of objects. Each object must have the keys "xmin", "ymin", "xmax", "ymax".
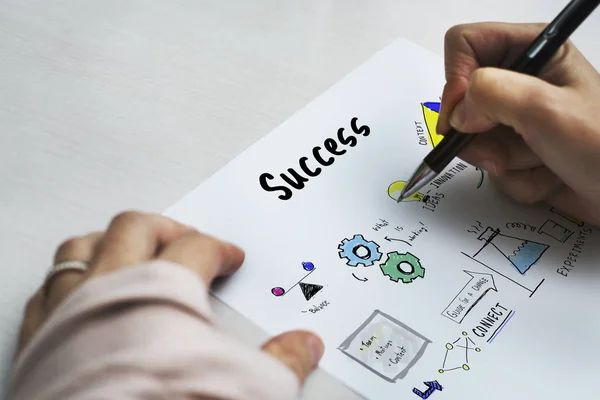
[{"xmin": 1, "ymin": 1, "xmax": 599, "ymax": 398}]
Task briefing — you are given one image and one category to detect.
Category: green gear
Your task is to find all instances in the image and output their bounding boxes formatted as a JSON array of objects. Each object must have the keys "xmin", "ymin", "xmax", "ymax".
[{"xmin": 379, "ymin": 251, "xmax": 425, "ymax": 283}]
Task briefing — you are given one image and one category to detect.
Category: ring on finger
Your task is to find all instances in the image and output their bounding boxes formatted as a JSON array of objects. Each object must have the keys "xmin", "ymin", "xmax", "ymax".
[{"xmin": 44, "ymin": 261, "xmax": 90, "ymax": 295}]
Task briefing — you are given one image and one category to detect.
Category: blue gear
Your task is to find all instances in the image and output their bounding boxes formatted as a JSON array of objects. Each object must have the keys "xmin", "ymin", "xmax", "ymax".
[{"xmin": 338, "ymin": 234, "xmax": 382, "ymax": 267}]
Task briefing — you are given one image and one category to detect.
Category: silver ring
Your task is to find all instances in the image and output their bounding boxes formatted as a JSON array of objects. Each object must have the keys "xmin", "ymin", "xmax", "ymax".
[{"xmin": 45, "ymin": 261, "xmax": 89, "ymax": 284}]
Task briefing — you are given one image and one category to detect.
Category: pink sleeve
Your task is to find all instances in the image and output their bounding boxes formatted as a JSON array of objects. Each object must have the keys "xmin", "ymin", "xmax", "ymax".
[{"xmin": 8, "ymin": 260, "xmax": 300, "ymax": 400}]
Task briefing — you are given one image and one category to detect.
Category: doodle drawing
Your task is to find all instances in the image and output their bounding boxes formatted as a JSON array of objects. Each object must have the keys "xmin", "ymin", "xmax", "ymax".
[
  {"xmin": 442, "ymin": 271, "xmax": 497, "ymax": 324},
  {"xmin": 413, "ymin": 381, "xmax": 443, "ymax": 399},
  {"xmin": 487, "ymin": 310, "xmax": 516, "ymax": 343},
  {"xmin": 338, "ymin": 310, "xmax": 432, "ymax": 382},
  {"xmin": 387, "ymin": 180, "xmax": 430, "ymax": 203},
  {"xmin": 338, "ymin": 234, "xmax": 382, "ymax": 267},
  {"xmin": 462, "ymin": 252, "xmax": 546, "ymax": 298},
  {"xmin": 438, "ymin": 331, "xmax": 481, "ymax": 374},
  {"xmin": 538, "ymin": 219, "xmax": 574, "ymax": 243},
  {"xmin": 474, "ymin": 227, "xmax": 549, "ymax": 275},
  {"xmin": 380, "ymin": 251, "xmax": 425, "ymax": 283},
  {"xmin": 271, "ymin": 261, "xmax": 324, "ymax": 301},
  {"xmin": 352, "ymin": 273, "xmax": 368, "ymax": 282},
  {"xmin": 421, "ymin": 102, "xmax": 444, "ymax": 148},
  {"xmin": 550, "ymin": 207, "xmax": 584, "ymax": 227},
  {"xmin": 475, "ymin": 167, "xmax": 485, "ymax": 189}
]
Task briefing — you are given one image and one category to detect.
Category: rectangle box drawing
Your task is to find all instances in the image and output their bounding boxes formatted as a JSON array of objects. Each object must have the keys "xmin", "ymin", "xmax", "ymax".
[{"xmin": 338, "ymin": 310, "xmax": 432, "ymax": 383}]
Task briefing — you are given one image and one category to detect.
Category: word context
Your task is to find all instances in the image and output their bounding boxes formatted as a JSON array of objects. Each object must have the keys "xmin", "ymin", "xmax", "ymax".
[
  {"xmin": 259, "ymin": 117, "xmax": 371, "ymax": 200},
  {"xmin": 414, "ymin": 121, "xmax": 428, "ymax": 146}
]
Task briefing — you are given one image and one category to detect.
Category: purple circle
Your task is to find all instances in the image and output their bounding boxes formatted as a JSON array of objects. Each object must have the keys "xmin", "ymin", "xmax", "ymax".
[
  {"xmin": 271, "ymin": 287, "xmax": 285, "ymax": 296},
  {"xmin": 302, "ymin": 262, "xmax": 315, "ymax": 271}
]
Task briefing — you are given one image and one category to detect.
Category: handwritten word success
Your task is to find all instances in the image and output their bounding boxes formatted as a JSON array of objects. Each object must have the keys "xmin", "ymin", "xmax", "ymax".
[{"xmin": 259, "ymin": 117, "xmax": 370, "ymax": 200}]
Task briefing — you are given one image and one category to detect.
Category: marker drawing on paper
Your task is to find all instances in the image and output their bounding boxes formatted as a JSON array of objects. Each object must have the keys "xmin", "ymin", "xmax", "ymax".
[
  {"xmin": 475, "ymin": 167, "xmax": 485, "ymax": 189},
  {"xmin": 271, "ymin": 261, "xmax": 324, "ymax": 301},
  {"xmin": 487, "ymin": 310, "xmax": 516, "ymax": 344},
  {"xmin": 379, "ymin": 251, "xmax": 425, "ymax": 284},
  {"xmin": 412, "ymin": 380, "xmax": 444, "ymax": 399},
  {"xmin": 338, "ymin": 234, "xmax": 382, "ymax": 267},
  {"xmin": 385, "ymin": 236, "xmax": 413, "ymax": 246},
  {"xmin": 388, "ymin": 180, "xmax": 430, "ymax": 203},
  {"xmin": 442, "ymin": 271, "xmax": 497, "ymax": 324},
  {"xmin": 462, "ymin": 252, "xmax": 545, "ymax": 298},
  {"xmin": 162, "ymin": 38, "xmax": 600, "ymax": 400},
  {"xmin": 474, "ymin": 227, "xmax": 549, "ymax": 275},
  {"xmin": 438, "ymin": 332, "xmax": 481, "ymax": 374},
  {"xmin": 550, "ymin": 207, "xmax": 584, "ymax": 227},
  {"xmin": 421, "ymin": 102, "xmax": 444, "ymax": 148},
  {"xmin": 538, "ymin": 219, "xmax": 573, "ymax": 243},
  {"xmin": 338, "ymin": 310, "xmax": 432, "ymax": 382}
]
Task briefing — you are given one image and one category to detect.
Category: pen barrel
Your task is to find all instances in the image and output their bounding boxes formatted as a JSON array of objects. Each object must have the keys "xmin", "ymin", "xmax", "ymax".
[
  {"xmin": 508, "ymin": 0, "xmax": 600, "ymax": 76},
  {"xmin": 424, "ymin": 129, "xmax": 474, "ymax": 173}
]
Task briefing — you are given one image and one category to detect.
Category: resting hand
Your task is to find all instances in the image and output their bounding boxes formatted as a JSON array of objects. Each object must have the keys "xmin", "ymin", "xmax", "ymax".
[
  {"xmin": 437, "ymin": 22, "xmax": 600, "ymax": 226},
  {"xmin": 17, "ymin": 211, "xmax": 324, "ymax": 386}
]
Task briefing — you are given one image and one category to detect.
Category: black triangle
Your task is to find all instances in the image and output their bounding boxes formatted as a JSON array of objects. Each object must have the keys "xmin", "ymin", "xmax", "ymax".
[{"xmin": 299, "ymin": 282, "xmax": 323, "ymax": 301}]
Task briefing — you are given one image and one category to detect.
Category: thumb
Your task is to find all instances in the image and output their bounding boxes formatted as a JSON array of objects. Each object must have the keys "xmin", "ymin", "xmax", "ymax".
[
  {"xmin": 261, "ymin": 330, "xmax": 324, "ymax": 384},
  {"xmin": 448, "ymin": 67, "xmax": 565, "ymax": 142}
]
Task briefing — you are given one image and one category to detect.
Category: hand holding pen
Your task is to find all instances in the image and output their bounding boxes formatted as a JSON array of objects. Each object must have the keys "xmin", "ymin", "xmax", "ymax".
[{"xmin": 399, "ymin": 2, "xmax": 600, "ymax": 227}]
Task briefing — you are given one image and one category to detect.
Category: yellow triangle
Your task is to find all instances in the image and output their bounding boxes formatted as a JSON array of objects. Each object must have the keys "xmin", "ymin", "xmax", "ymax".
[{"xmin": 422, "ymin": 103, "xmax": 444, "ymax": 148}]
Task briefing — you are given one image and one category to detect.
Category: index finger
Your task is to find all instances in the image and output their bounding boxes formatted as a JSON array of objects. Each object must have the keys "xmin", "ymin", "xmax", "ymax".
[
  {"xmin": 443, "ymin": 22, "xmax": 548, "ymax": 83},
  {"xmin": 90, "ymin": 211, "xmax": 195, "ymax": 276},
  {"xmin": 156, "ymin": 231, "xmax": 245, "ymax": 286},
  {"xmin": 437, "ymin": 22, "xmax": 550, "ymax": 134}
]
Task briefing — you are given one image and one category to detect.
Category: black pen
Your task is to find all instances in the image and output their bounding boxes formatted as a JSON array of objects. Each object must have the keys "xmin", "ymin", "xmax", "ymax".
[{"xmin": 398, "ymin": 0, "xmax": 600, "ymax": 202}]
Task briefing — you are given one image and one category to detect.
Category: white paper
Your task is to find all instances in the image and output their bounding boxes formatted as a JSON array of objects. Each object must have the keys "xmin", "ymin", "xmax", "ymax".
[{"xmin": 164, "ymin": 38, "xmax": 600, "ymax": 399}]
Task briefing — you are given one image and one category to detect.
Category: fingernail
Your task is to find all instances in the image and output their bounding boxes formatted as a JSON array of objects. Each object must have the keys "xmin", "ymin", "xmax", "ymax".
[
  {"xmin": 305, "ymin": 335, "xmax": 324, "ymax": 367},
  {"xmin": 480, "ymin": 160, "xmax": 498, "ymax": 176},
  {"xmin": 449, "ymin": 100, "xmax": 466, "ymax": 130}
]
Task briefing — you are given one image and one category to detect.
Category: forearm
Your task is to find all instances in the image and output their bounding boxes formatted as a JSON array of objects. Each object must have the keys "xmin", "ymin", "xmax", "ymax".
[{"xmin": 9, "ymin": 260, "xmax": 299, "ymax": 400}]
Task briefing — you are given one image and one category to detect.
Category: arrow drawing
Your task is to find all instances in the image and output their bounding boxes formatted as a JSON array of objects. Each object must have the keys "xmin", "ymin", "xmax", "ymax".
[
  {"xmin": 412, "ymin": 380, "xmax": 443, "ymax": 399},
  {"xmin": 352, "ymin": 273, "xmax": 368, "ymax": 282},
  {"xmin": 384, "ymin": 236, "xmax": 412, "ymax": 246},
  {"xmin": 441, "ymin": 271, "xmax": 497, "ymax": 324}
]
